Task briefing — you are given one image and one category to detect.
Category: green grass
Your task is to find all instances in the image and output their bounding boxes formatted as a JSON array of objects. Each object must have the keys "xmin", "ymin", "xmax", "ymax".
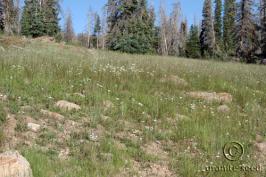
[{"xmin": 1, "ymin": 36, "xmax": 266, "ymax": 177}]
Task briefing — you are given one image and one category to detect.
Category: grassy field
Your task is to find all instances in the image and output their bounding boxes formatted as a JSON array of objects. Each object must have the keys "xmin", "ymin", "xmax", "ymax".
[{"xmin": 0, "ymin": 36, "xmax": 266, "ymax": 177}]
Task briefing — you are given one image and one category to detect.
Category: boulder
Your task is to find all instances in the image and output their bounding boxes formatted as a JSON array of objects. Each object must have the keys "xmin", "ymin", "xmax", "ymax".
[
  {"xmin": 55, "ymin": 100, "xmax": 81, "ymax": 111},
  {"xmin": 0, "ymin": 151, "xmax": 33, "ymax": 177}
]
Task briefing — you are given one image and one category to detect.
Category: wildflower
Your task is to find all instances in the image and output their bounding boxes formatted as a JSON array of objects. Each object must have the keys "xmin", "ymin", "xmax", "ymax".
[
  {"xmin": 138, "ymin": 102, "xmax": 143, "ymax": 107},
  {"xmin": 191, "ymin": 104, "xmax": 196, "ymax": 110},
  {"xmin": 96, "ymin": 83, "xmax": 103, "ymax": 88}
]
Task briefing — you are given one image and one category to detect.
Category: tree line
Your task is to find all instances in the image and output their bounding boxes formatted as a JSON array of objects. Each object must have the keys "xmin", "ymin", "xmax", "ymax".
[{"xmin": 0, "ymin": 0, "xmax": 265, "ymax": 63}]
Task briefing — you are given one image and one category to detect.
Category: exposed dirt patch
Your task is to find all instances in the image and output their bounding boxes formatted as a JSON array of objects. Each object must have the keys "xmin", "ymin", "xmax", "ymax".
[
  {"xmin": 103, "ymin": 100, "xmax": 114, "ymax": 112},
  {"xmin": 32, "ymin": 36, "xmax": 55, "ymax": 43},
  {"xmin": 40, "ymin": 109, "xmax": 64, "ymax": 121},
  {"xmin": 187, "ymin": 91, "xmax": 233, "ymax": 103},
  {"xmin": 160, "ymin": 75, "xmax": 188, "ymax": 87},
  {"xmin": 142, "ymin": 142, "xmax": 168, "ymax": 160},
  {"xmin": 0, "ymin": 36, "xmax": 29, "ymax": 48},
  {"xmin": 115, "ymin": 130, "xmax": 142, "ymax": 144}
]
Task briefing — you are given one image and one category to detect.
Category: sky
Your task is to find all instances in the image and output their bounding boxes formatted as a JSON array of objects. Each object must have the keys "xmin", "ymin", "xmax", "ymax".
[{"xmin": 59, "ymin": 0, "xmax": 204, "ymax": 34}]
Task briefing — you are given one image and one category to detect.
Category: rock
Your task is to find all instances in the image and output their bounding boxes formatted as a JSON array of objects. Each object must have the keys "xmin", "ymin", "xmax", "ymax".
[
  {"xmin": 255, "ymin": 142, "xmax": 266, "ymax": 154},
  {"xmin": 160, "ymin": 75, "xmax": 188, "ymax": 87},
  {"xmin": 187, "ymin": 91, "xmax": 233, "ymax": 103},
  {"xmin": 0, "ymin": 151, "xmax": 33, "ymax": 177},
  {"xmin": 55, "ymin": 100, "xmax": 81, "ymax": 111},
  {"xmin": 40, "ymin": 109, "xmax": 64, "ymax": 120},
  {"xmin": 217, "ymin": 105, "xmax": 230, "ymax": 113},
  {"xmin": 27, "ymin": 123, "xmax": 41, "ymax": 132}
]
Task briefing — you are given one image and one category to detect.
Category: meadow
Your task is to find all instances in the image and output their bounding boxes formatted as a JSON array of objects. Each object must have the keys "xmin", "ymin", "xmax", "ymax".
[{"xmin": 0, "ymin": 36, "xmax": 266, "ymax": 177}]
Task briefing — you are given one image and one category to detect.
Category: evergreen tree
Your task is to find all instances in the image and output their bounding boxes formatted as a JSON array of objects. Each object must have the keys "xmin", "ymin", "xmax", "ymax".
[
  {"xmin": 214, "ymin": 0, "xmax": 222, "ymax": 46},
  {"xmin": 186, "ymin": 25, "xmax": 201, "ymax": 58},
  {"xmin": 200, "ymin": 0, "xmax": 216, "ymax": 57},
  {"xmin": 43, "ymin": 0, "xmax": 60, "ymax": 36},
  {"xmin": 0, "ymin": 0, "xmax": 4, "ymax": 31},
  {"xmin": 107, "ymin": 0, "xmax": 155, "ymax": 54},
  {"xmin": 21, "ymin": 0, "xmax": 31, "ymax": 36},
  {"xmin": 94, "ymin": 13, "xmax": 101, "ymax": 48},
  {"xmin": 223, "ymin": 0, "xmax": 236, "ymax": 54},
  {"xmin": 94, "ymin": 13, "xmax": 101, "ymax": 35},
  {"xmin": 21, "ymin": 0, "xmax": 45, "ymax": 37},
  {"xmin": 261, "ymin": 0, "xmax": 266, "ymax": 58},
  {"xmin": 235, "ymin": 0, "xmax": 258, "ymax": 62}
]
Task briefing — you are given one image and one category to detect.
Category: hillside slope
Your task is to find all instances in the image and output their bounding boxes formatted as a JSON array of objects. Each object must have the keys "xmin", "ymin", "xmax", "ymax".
[{"xmin": 0, "ymin": 36, "xmax": 266, "ymax": 177}]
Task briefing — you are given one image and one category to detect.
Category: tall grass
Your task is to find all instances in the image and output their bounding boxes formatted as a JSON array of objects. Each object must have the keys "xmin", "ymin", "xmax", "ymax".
[{"xmin": 0, "ymin": 38, "xmax": 266, "ymax": 176}]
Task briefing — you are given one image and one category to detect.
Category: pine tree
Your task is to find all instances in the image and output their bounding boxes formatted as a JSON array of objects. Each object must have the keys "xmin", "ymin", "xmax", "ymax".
[
  {"xmin": 94, "ymin": 13, "xmax": 101, "ymax": 48},
  {"xmin": 43, "ymin": 0, "xmax": 60, "ymax": 36},
  {"xmin": 31, "ymin": 0, "xmax": 45, "ymax": 37},
  {"xmin": 214, "ymin": 0, "xmax": 222, "ymax": 46},
  {"xmin": 21, "ymin": 0, "xmax": 45, "ymax": 37},
  {"xmin": 186, "ymin": 25, "xmax": 201, "ymax": 58},
  {"xmin": 235, "ymin": 0, "xmax": 258, "ymax": 62},
  {"xmin": 0, "ymin": 0, "xmax": 4, "ymax": 32},
  {"xmin": 94, "ymin": 13, "xmax": 101, "ymax": 36},
  {"xmin": 21, "ymin": 0, "xmax": 30, "ymax": 36},
  {"xmin": 200, "ymin": 0, "xmax": 216, "ymax": 57},
  {"xmin": 106, "ymin": 0, "xmax": 155, "ymax": 54},
  {"xmin": 223, "ymin": 0, "xmax": 236, "ymax": 54},
  {"xmin": 261, "ymin": 0, "xmax": 266, "ymax": 57}
]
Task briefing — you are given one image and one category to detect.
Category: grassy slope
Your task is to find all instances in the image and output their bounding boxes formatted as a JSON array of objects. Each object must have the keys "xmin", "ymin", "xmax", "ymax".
[{"xmin": 0, "ymin": 37, "xmax": 266, "ymax": 177}]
